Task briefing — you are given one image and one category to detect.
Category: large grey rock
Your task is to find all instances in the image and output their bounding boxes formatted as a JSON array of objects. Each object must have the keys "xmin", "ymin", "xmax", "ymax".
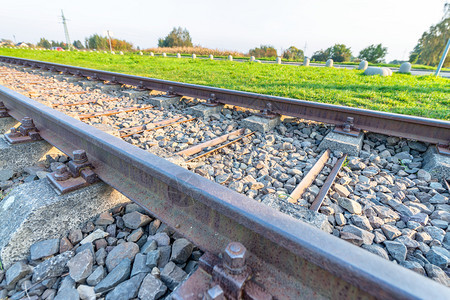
[
  {"xmin": 95, "ymin": 258, "xmax": 132, "ymax": 293},
  {"xmin": 358, "ymin": 60, "xmax": 368, "ymax": 70},
  {"xmin": 105, "ymin": 242, "xmax": 139, "ymax": 272},
  {"xmin": 86, "ymin": 266, "xmax": 105, "ymax": 286},
  {"xmin": 5, "ymin": 261, "xmax": 31, "ymax": 286},
  {"xmin": 147, "ymin": 233, "xmax": 170, "ymax": 247},
  {"xmin": 351, "ymin": 215, "xmax": 373, "ymax": 231},
  {"xmin": 341, "ymin": 225, "xmax": 374, "ymax": 246},
  {"xmin": 138, "ymin": 274, "xmax": 167, "ymax": 300},
  {"xmin": 339, "ymin": 198, "xmax": 362, "ymax": 214},
  {"xmin": 364, "ymin": 67, "xmax": 391, "ymax": 76},
  {"xmin": 170, "ymin": 239, "xmax": 193, "ymax": 264},
  {"xmin": 131, "ymin": 253, "xmax": 151, "ymax": 277},
  {"xmin": 0, "ymin": 168, "xmax": 14, "ymax": 181},
  {"xmin": 395, "ymin": 236, "xmax": 420, "ymax": 249},
  {"xmin": 141, "ymin": 240, "xmax": 157, "ymax": 254},
  {"xmin": 80, "ymin": 229, "xmax": 108, "ymax": 245},
  {"xmin": 30, "ymin": 238, "xmax": 60, "ymax": 260},
  {"xmin": 398, "ymin": 62, "xmax": 412, "ymax": 74},
  {"xmin": 424, "ymin": 226, "xmax": 445, "ymax": 242},
  {"xmin": 95, "ymin": 212, "xmax": 115, "ymax": 226},
  {"xmin": 325, "ymin": 59, "xmax": 333, "ymax": 67},
  {"xmin": 417, "ymin": 170, "xmax": 432, "ymax": 182},
  {"xmin": 32, "ymin": 250, "xmax": 74, "ymax": 283},
  {"xmin": 67, "ymin": 249, "xmax": 94, "ymax": 283},
  {"xmin": 400, "ymin": 261, "xmax": 425, "ymax": 275},
  {"xmin": 429, "ymin": 193, "xmax": 448, "ymax": 204},
  {"xmin": 0, "ymin": 180, "xmax": 129, "ymax": 269},
  {"xmin": 105, "ymin": 273, "xmax": 146, "ymax": 300},
  {"xmin": 384, "ymin": 241, "xmax": 407, "ymax": 262},
  {"xmin": 426, "ymin": 246, "xmax": 450, "ymax": 268},
  {"xmin": 361, "ymin": 244, "xmax": 389, "ymax": 259},
  {"xmin": 122, "ymin": 211, "xmax": 152, "ymax": 229},
  {"xmin": 77, "ymin": 284, "xmax": 95, "ymax": 300},
  {"xmin": 158, "ymin": 246, "xmax": 172, "ymax": 268},
  {"xmin": 424, "ymin": 264, "xmax": 450, "ymax": 286},
  {"xmin": 381, "ymin": 224, "xmax": 402, "ymax": 240},
  {"xmin": 422, "ymin": 146, "xmax": 450, "ymax": 180},
  {"xmin": 146, "ymin": 249, "xmax": 161, "ymax": 269},
  {"xmin": 161, "ymin": 261, "xmax": 187, "ymax": 291},
  {"xmin": 54, "ymin": 277, "xmax": 79, "ymax": 300}
]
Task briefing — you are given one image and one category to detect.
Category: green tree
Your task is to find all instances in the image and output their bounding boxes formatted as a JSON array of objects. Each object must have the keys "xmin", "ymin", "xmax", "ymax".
[
  {"xmin": 409, "ymin": 17, "xmax": 450, "ymax": 67},
  {"xmin": 358, "ymin": 44, "xmax": 388, "ymax": 63},
  {"xmin": 282, "ymin": 46, "xmax": 304, "ymax": 60},
  {"xmin": 248, "ymin": 45, "xmax": 277, "ymax": 58},
  {"xmin": 158, "ymin": 27, "xmax": 193, "ymax": 47},
  {"xmin": 37, "ymin": 38, "xmax": 51, "ymax": 49},
  {"xmin": 86, "ymin": 34, "xmax": 109, "ymax": 50},
  {"xmin": 311, "ymin": 49, "xmax": 330, "ymax": 61},
  {"xmin": 328, "ymin": 44, "xmax": 352, "ymax": 62},
  {"xmin": 73, "ymin": 40, "xmax": 84, "ymax": 49}
]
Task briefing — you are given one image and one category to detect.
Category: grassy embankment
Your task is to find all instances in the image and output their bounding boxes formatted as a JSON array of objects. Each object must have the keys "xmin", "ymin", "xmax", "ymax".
[{"xmin": 0, "ymin": 48, "xmax": 448, "ymax": 120}]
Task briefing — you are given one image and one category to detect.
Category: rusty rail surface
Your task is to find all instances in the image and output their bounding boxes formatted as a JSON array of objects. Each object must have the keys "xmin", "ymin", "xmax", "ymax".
[
  {"xmin": 1, "ymin": 56, "xmax": 449, "ymax": 146},
  {"xmin": 1, "ymin": 85, "xmax": 449, "ymax": 298}
]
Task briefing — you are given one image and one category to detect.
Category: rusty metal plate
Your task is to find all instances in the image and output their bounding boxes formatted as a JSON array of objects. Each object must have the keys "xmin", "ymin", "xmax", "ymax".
[{"xmin": 47, "ymin": 172, "xmax": 93, "ymax": 194}]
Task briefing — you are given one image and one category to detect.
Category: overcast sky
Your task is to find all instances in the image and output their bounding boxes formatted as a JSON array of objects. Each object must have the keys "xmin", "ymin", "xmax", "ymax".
[{"xmin": 1, "ymin": 0, "xmax": 447, "ymax": 62}]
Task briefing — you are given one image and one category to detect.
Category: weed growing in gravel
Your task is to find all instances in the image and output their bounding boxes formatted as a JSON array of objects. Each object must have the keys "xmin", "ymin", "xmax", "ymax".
[{"xmin": 1, "ymin": 48, "xmax": 449, "ymax": 120}]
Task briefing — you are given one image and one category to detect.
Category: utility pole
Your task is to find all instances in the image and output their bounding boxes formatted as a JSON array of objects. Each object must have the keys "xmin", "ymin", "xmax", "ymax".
[
  {"xmin": 61, "ymin": 10, "xmax": 73, "ymax": 50},
  {"xmin": 106, "ymin": 30, "xmax": 113, "ymax": 52}
]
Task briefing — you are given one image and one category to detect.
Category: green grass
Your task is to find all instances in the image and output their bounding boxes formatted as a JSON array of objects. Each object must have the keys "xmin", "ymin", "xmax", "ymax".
[{"xmin": 1, "ymin": 48, "xmax": 449, "ymax": 120}]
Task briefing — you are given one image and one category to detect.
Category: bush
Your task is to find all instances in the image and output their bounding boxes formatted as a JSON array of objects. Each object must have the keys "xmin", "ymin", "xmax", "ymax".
[
  {"xmin": 158, "ymin": 27, "xmax": 193, "ymax": 48},
  {"xmin": 248, "ymin": 45, "xmax": 277, "ymax": 58},
  {"xmin": 282, "ymin": 46, "xmax": 304, "ymax": 60},
  {"xmin": 311, "ymin": 49, "xmax": 329, "ymax": 62},
  {"xmin": 358, "ymin": 44, "xmax": 388, "ymax": 63}
]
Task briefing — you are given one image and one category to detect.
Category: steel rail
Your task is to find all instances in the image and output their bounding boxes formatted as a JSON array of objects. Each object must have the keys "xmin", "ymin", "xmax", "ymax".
[
  {"xmin": 1, "ymin": 86, "xmax": 449, "ymax": 298},
  {"xmin": 1, "ymin": 56, "xmax": 449, "ymax": 146}
]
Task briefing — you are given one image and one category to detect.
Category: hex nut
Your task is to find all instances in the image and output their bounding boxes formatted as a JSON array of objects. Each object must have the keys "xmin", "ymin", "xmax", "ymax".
[{"xmin": 223, "ymin": 242, "xmax": 247, "ymax": 274}]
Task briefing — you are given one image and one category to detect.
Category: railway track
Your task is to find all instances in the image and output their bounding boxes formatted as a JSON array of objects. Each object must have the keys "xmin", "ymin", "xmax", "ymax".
[{"xmin": 0, "ymin": 56, "xmax": 449, "ymax": 299}]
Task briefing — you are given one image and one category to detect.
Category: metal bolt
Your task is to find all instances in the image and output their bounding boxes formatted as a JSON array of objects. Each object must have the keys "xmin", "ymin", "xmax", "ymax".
[
  {"xmin": 54, "ymin": 165, "xmax": 71, "ymax": 181},
  {"xmin": 73, "ymin": 150, "xmax": 88, "ymax": 164},
  {"xmin": 223, "ymin": 242, "xmax": 247, "ymax": 275},
  {"xmin": 21, "ymin": 117, "xmax": 34, "ymax": 127}
]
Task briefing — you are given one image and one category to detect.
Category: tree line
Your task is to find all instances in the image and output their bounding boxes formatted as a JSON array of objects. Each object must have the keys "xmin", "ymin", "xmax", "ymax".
[{"xmin": 37, "ymin": 34, "xmax": 133, "ymax": 51}]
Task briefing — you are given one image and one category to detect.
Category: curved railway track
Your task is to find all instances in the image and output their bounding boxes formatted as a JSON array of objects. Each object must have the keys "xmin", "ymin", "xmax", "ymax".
[{"xmin": 0, "ymin": 56, "xmax": 449, "ymax": 299}]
